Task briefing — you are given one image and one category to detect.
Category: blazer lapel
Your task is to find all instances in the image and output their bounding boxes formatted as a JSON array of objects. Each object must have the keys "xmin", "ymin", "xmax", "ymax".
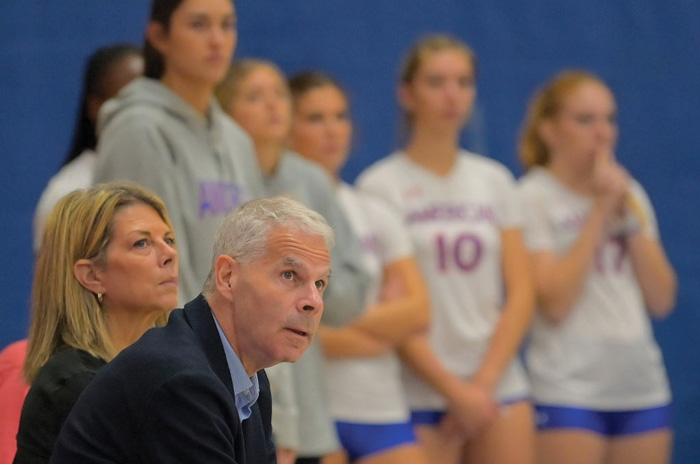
[{"xmin": 183, "ymin": 294, "xmax": 235, "ymax": 398}]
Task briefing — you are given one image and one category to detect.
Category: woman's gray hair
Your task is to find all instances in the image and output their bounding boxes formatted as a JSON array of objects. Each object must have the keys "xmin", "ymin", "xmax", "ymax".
[{"xmin": 202, "ymin": 196, "xmax": 335, "ymax": 295}]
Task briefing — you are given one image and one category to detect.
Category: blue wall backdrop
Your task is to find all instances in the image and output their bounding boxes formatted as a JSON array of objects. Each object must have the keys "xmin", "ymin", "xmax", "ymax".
[{"xmin": 1, "ymin": 1, "xmax": 698, "ymax": 460}]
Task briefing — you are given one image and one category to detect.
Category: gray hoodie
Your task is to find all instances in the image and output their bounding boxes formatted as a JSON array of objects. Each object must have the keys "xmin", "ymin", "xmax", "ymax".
[{"xmin": 94, "ymin": 77, "xmax": 266, "ymax": 303}]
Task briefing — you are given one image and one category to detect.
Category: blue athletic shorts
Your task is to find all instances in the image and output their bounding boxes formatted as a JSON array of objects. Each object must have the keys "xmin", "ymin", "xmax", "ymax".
[
  {"xmin": 535, "ymin": 404, "xmax": 673, "ymax": 436},
  {"xmin": 335, "ymin": 421, "xmax": 417, "ymax": 461},
  {"xmin": 410, "ymin": 410, "xmax": 445, "ymax": 426},
  {"xmin": 410, "ymin": 396, "xmax": 531, "ymax": 426}
]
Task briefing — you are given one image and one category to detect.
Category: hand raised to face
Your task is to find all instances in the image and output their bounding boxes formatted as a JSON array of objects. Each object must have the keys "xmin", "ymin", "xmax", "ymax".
[{"xmin": 591, "ymin": 150, "xmax": 629, "ymax": 218}]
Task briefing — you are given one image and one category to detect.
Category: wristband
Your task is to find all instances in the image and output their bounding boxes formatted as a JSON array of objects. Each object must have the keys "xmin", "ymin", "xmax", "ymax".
[{"xmin": 622, "ymin": 209, "xmax": 642, "ymax": 236}]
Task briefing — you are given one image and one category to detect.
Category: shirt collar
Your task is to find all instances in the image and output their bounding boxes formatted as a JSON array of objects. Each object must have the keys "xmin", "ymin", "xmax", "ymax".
[{"xmin": 211, "ymin": 311, "xmax": 259, "ymax": 421}]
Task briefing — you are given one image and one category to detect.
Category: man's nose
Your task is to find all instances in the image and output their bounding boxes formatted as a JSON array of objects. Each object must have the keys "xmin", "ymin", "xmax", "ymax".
[{"xmin": 300, "ymin": 283, "xmax": 324, "ymax": 313}]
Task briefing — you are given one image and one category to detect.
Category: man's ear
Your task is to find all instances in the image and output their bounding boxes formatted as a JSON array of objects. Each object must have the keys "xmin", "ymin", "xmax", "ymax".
[
  {"xmin": 214, "ymin": 255, "xmax": 239, "ymax": 303},
  {"xmin": 73, "ymin": 259, "xmax": 105, "ymax": 295},
  {"xmin": 146, "ymin": 21, "xmax": 169, "ymax": 56}
]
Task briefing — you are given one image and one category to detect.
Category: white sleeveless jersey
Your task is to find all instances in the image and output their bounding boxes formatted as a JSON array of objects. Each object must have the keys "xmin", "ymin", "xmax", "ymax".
[
  {"xmin": 519, "ymin": 167, "xmax": 671, "ymax": 410},
  {"xmin": 357, "ymin": 151, "xmax": 529, "ymax": 410},
  {"xmin": 324, "ymin": 183, "xmax": 414, "ymax": 422}
]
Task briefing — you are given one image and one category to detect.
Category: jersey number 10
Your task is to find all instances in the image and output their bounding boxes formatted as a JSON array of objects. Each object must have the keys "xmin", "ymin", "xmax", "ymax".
[{"xmin": 436, "ymin": 233, "xmax": 483, "ymax": 272}]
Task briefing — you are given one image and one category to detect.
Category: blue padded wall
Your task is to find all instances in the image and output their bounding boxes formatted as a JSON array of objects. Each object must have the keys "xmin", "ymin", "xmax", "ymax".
[{"xmin": 1, "ymin": 2, "xmax": 698, "ymax": 460}]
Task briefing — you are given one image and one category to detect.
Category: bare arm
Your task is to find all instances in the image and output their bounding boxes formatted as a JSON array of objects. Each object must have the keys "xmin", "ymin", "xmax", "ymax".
[
  {"xmin": 531, "ymin": 207, "xmax": 608, "ymax": 324},
  {"xmin": 399, "ymin": 335, "xmax": 497, "ymax": 437},
  {"xmin": 319, "ymin": 257, "xmax": 429, "ymax": 358},
  {"xmin": 534, "ymin": 153, "xmax": 628, "ymax": 324},
  {"xmin": 472, "ymin": 229, "xmax": 535, "ymax": 390},
  {"xmin": 318, "ymin": 325, "xmax": 391, "ymax": 359},
  {"xmin": 626, "ymin": 234, "xmax": 677, "ymax": 318},
  {"xmin": 399, "ymin": 335, "xmax": 469, "ymax": 402},
  {"xmin": 624, "ymin": 195, "xmax": 677, "ymax": 317},
  {"xmin": 348, "ymin": 257, "xmax": 430, "ymax": 346}
]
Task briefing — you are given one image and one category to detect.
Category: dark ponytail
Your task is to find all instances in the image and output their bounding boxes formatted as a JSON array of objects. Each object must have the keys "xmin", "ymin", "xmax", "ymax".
[
  {"xmin": 64, "ymin": 44, "xmax": 141, "ymax": 166},
  {"xmin": 144, "ymin": 0, "xmax": 185, "ymax": 79}
]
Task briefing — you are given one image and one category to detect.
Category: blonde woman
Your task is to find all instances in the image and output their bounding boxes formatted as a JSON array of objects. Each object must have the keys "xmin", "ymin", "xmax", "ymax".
[
  {"xmin": 518, "ymin": 70, "xmax": 676, "ymax": 464},
  {"xmin": 14, "ymin": 183, "xmax": 178, "ymax": 463},
  {"xmin": 358, "ymin": 35, "xmax": 535, "ymax": 464}
]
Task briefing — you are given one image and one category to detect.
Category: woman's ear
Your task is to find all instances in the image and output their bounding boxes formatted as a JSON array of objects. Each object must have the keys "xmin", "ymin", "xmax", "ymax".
[
  {"xmin": 537, "ymin": 118, "xmax": 556, "ymax": 148},
  {"xmin": 397, "ymin": 83, "xmax": 414, "ymax": 114},
  {"xmin": 73, "ymin": 259, "xmax": 105, "ymax": 295},
  {"xmin": 146, "ymin": 21, "xmax": 168, "ymax": 56}
]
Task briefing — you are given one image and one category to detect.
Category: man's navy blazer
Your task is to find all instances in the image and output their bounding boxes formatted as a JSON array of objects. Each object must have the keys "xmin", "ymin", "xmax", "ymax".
[{"xmin": 50, "ymin": 294, "xmax": 277, "ymax": 464}]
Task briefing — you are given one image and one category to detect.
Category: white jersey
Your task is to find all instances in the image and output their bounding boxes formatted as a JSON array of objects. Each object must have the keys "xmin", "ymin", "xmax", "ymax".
[
  {"xmin": 357, "ymin": 151, "xmax": 529, "ymax": 410},
  {"xmin": 324, "ymin": 183, "xmax": 413, "ymax": 422},
  {"xmin": 519, "ymin": 167, "xmax": 671, "ymax": 410}
]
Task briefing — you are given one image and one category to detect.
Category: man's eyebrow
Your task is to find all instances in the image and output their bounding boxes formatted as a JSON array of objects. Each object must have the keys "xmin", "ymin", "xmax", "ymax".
[
  {"xmin": 282, "ymin": 257, "xmax": 331, "ymax": 280},
  {"xmin": 282, "ymin": 257, "xmax": 302, "ymax": 269}
]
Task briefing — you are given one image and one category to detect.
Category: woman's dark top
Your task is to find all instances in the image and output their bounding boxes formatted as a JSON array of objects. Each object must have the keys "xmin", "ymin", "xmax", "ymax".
[{"xmin": 13, "ymin": 347, "xmax": 106, "ymax": 464}]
